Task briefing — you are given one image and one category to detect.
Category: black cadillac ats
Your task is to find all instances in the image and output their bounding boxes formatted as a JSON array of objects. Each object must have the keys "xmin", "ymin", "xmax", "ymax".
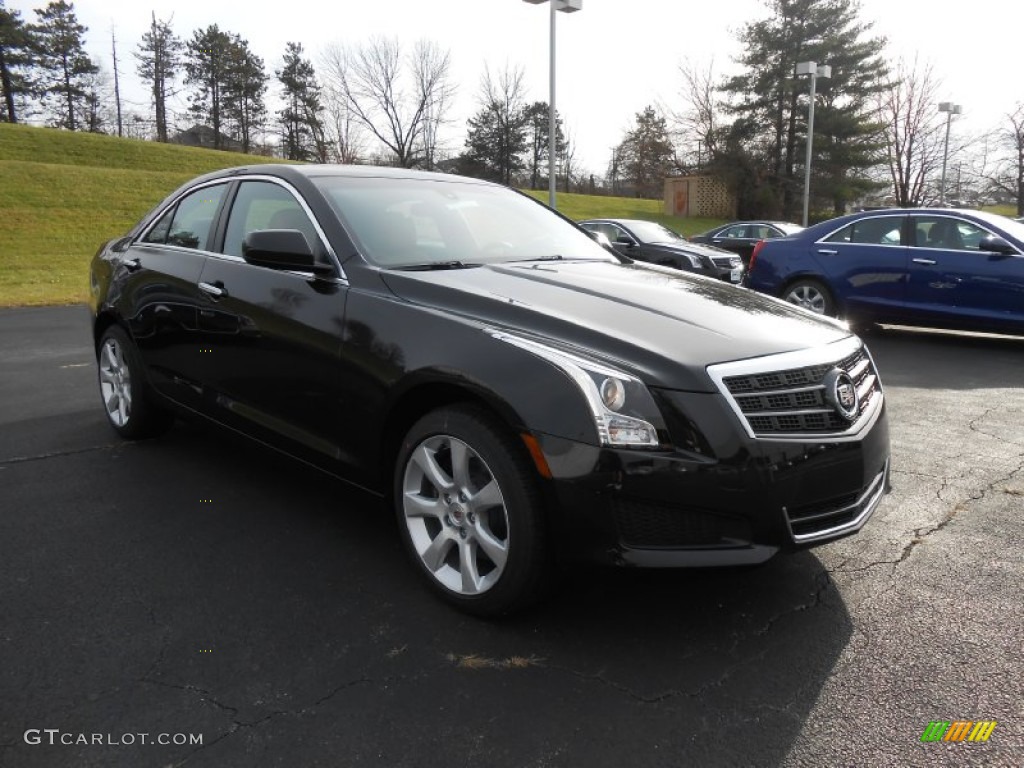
[{"xmin": 88, "ymin": 164, "xmax": 891, "ymax": 616}]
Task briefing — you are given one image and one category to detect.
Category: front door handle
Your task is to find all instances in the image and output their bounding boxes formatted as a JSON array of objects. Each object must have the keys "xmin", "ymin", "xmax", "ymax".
[
  {"xmin": 199, "ymin": 281, "xmax": 226, "ymax": 298},
  {"xmin": 912, "ymin": 258, "xmax": 937, "ymax": 265},
  {"xmin": 817, "ymin": 249, "xmax": 838, "ymax": 255}
]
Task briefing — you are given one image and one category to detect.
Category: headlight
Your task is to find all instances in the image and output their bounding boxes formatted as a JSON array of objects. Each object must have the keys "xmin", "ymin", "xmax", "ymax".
[{"xmin": 488, "ymin": 331, "xmax": 662, "ymax": 448}]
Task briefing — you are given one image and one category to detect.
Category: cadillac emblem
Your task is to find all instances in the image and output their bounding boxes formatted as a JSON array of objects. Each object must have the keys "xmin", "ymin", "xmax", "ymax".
[{"xmin": 823, "ymin": 368, "xmax": 859, "ymax": 422}]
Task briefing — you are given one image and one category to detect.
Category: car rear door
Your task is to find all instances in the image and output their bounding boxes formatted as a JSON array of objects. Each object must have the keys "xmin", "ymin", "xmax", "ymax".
[
  {"xmin": 121, "ymin": 181, "xmax": 231, "ymax": 409},
  {"xmin": 813, "ymin": 214, "xmax": 909, "ymax": 316},
  {"xmin": 905, "ymin": 214, "xmax": 1024, "ymax": 330},
  {"xmin": 193, "ymin": 177, "xmax": 350, "ymax": 465}
]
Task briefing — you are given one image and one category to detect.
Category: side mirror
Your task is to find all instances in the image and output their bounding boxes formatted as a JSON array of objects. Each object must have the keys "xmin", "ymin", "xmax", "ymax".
[
  {"xmin": 615, "ymin": 236, "xmax": 636, "ymax": 247},
  {"xmin": 978, "ymin": 235, "xmax": 1018, "ymax": 256},
  {"xmin": 242, "ymin": 229, "xmax": 334, "ymax": 275}
]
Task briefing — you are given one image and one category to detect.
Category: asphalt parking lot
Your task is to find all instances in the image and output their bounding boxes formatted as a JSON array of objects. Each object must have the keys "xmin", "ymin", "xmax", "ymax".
[{"xmin": 1, "ymin": 305, "xmax": 1021, "ymax": 768}]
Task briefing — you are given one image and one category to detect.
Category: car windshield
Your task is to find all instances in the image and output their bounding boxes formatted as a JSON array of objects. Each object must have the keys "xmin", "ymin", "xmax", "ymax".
[
  {"xmin": 975, "ymin": 211, "xmax": 1024, "ymax": 242},
  {"xmin": 625, "ymin": 221, "xmax": 684, "ymax": 244},
  {"xmin": 775, "ymin": 222, "xmax": 804, "ymax": 235},
  {"xmin": 312, "ymin": 175, "xmax": 616, "ymax": 268}
]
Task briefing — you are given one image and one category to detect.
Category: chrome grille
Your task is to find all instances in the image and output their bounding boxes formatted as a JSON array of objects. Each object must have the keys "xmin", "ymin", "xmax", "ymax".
[
  {"xmin": 707, "ymin": 338, "xmax": 883, "ymax": 439},
  {"xmin": 711, "ymin": 255, "xmax": 741, "ymax": 269}
]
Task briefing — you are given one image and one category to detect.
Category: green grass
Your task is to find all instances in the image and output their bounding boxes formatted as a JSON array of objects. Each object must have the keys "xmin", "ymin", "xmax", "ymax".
[
  {"xmin": 0, "ymin": 123, "xmax": 285, "ymax": 307},
  {"xmin": 0, "ymin": 123, "xmax": 724, "ymax": 307}
]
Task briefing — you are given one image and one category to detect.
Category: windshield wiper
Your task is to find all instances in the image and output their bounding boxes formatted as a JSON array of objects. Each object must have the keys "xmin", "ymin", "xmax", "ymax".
[
  {"xmin": 391, "ymin": 261, "xmax": 483, "ymax": 271},
  {"xmin": 506, "ymin": 254, "xmax": 566, "ymax": 263}
]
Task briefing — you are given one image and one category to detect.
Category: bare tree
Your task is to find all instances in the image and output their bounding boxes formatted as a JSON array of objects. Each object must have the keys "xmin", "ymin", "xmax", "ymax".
[
  {"xmin": 976, "ymin": 105, "xmax": 1024, "ymax": 215},
  {"xmin": 667, "ymin": 57, "xmax": 721, "ymax": 171},
  {"xmin": 320, "ymin": 79, "xmax": 366, "ymax": 163},
  {"xmin": 875, "ymin": 57, "xmax": 947, "ymax": 207},
  {"xmin": 319, "ymin": 37, "xmax": 454, "ymax": 168}
]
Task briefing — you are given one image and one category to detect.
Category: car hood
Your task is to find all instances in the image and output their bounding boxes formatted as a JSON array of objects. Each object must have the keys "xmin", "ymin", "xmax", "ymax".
[{"xmin": 380, "ymin": 260, "xmax": 851, "ymax": 391}]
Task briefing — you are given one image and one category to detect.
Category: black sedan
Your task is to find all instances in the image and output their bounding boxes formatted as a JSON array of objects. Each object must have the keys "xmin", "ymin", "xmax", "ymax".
[
  {"xmin": 690, "ymin": 220, "xmax": 804, "ymax": 264},
  {"xmin": 579, "ymin": 218, "xmax": 743, "ymax": 283},
  {"xmin": 89, "ymin": 165, "xmax": 890, "ymax": 616}
]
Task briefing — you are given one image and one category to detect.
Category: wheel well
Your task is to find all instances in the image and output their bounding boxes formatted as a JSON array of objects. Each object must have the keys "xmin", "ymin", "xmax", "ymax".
[
  {"xmin": 378, "ymin": 382, "xmax": 526, "ymax": 494},
  {"xmin": 92, "ymin": 312, "xmax": 121, "ymax": 356}
]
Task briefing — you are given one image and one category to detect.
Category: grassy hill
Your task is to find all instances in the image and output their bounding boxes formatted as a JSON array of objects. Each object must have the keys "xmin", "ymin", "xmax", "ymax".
[{"xmin": 0, "ymin": 123, "xmax": 723, "ymax": 306}]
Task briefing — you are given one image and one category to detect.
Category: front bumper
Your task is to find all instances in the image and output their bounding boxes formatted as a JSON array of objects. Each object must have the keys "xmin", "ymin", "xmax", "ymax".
[{"xmin": 534, "ymin": 390, "xmax": 891, "ymax": 568}]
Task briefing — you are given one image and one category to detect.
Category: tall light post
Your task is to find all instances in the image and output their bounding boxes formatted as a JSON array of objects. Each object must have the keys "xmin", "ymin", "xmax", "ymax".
[
  {"xmin": 523, "ymin": 0, "xmax": 581, "ymax": 209},
  {"xmin": 938, "ymin": 102, "xmax": 962, "ymax": 206},
  {"xmin": 795, "ymin": 61, "xmax": 830, "ymax": 227}
]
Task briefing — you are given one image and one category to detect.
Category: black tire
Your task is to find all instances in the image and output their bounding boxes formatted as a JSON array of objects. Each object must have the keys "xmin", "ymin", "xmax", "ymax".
[
  {"xmin": 96, "ymin": 325, "xmax": 174, "ymax": 439},
  {"xmin": 393, "ymin": 404, "xmax": 548, "ymax": 617},
  {"xmin": 782, "ymin": 278, "xmax": 836, "ymax": 316}
]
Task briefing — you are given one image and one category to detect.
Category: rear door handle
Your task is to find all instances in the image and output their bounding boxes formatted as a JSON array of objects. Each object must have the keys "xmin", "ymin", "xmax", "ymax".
[
  {"xmin": 817, "ymin": 249, "xmax": 838, "ymax": 255},
  {"xmin": 912, "ymin": 258, "xmax": 937, "ymax": 265},
  {"xmin": 199, "ymin": 281, "xmax": 226, "ymax": 298}
]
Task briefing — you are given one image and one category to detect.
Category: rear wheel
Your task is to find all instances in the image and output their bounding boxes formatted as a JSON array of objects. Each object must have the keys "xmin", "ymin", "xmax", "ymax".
[
  {"xmin": 783, "ymin": 279, "xmax": 835, "ymax": 316},
  {"xmin": 394, "ymin": 405, "xmax": 548, "ymax": 617},
  {"xmin": 97, "ymin": 325, "xmax": 174, "ymax": 439}
]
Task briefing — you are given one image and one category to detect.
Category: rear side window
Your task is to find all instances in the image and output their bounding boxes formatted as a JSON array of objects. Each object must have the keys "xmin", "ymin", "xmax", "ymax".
[
  {"xmin": 141, "ymin": 184, "xmax": 227, "ymax": 251},
  {"xmin": 825, "ymin": 216, "xmax": 904, "ymax": 245}
]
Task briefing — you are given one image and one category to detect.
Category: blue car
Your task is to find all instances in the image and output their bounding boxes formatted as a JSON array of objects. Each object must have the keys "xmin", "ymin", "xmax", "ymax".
[{"xmin": 745, "ymin": 209, "xmax": 1024, "ymax": 334}]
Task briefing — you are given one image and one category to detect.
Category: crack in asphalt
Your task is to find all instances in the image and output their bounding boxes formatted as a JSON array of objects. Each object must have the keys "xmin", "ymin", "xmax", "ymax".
[
  {"xmin": 0, "ymin": 443, "xmax": 122, "ymax": 466},
  {"xmin": 144, "ymin": 675, "xmax": 373, "ymax": 767}
]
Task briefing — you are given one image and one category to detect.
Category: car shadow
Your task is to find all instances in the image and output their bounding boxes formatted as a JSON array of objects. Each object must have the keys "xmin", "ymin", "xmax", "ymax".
[
  {"xmin": 861, "ymin": 324, "xmax": 1024, "ymax": 390},
  {"xmin": 102, "ymin": 419, "xmax": 853, "ymax": 765}
]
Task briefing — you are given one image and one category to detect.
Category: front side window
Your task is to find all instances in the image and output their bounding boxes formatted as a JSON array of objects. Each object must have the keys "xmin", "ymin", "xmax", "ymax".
[
  {"xmin": 223, "ymin": 180, "xmax": 320, "ymax": 258},
  {"xmin": 825, "ymin": 216, "xmax": 904, "ymax": 246},
  {"xmin": 141, "ymin": 183, "xmax": 227, "ymax": 250},
  {"xmin": 912, "ymin": 216, "xmax": 987, "ymax": 251}
]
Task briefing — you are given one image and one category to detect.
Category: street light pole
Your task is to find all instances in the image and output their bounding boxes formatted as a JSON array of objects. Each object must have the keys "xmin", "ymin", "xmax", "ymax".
[
  {"xmin": 938, "ymin": 102, "xmax": 962, "ymax": 206},
  {"xmin": 795, "ymin": 61, "xmax": 830, "ymax": 227},
  {"xmin": 523, "ymin": 0, "xmax": 581, "ymax": 209}
]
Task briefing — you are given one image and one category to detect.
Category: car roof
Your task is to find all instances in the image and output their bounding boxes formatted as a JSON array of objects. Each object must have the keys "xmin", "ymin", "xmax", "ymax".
[{"xmin": 195, "ymin": 163, "xmax": 502, "ymax": 187}]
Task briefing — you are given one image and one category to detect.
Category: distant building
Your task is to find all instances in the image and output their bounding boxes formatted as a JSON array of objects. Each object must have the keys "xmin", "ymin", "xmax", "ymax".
[
  {"xmin": 664, "ymin": 175, "xmax": 736, "ymax": 219},
  {"xmin": 171, "ymin": 125, "xmax": 242, "ymax": 152}
]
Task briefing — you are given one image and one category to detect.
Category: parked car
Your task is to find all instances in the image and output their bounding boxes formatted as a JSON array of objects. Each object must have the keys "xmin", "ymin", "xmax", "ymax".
[
  {"xmin": 89, "ymin": 164, "xmax": 890, "ymax": 616},
  {"xmin": 690, "ymin": 221, "xmax": 804, "ymax": 264},
  {"xmin": 745, "ymin": 208, "xmax": 1024, "ymax": 335},
  {"xmin": 578, "ymin": 218, "xmax": 743, "ymax": 283}
]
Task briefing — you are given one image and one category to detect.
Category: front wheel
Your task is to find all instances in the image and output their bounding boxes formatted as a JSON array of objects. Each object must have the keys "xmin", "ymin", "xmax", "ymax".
[
  {"xmin": 97, "ymin": 325, "xmax": 174, "ymax": 439},
  {"xmin": 783, "ymin": 279, "xmax": 835, "ymax": 316},
  {"xmin": 394, "ymin": 405, "xmax": 548, "ymax": 617}
]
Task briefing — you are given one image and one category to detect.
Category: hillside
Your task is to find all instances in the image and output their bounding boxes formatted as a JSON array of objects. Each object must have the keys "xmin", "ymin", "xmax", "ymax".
[{"xmin": 0, "ymin": 123, "xmax": 722, "ymax": 306}]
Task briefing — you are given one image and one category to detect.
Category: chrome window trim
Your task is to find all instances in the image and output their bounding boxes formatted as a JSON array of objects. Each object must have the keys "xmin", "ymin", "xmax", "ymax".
[
  {"xmin": 135, "ymin": 174, "xmax": 348, "ymax": 281},
  {"xmin": 706, "ymin": 336, "xmax": 885, "ymax": 442},
  {"xmin": 816, "ymin": 214, "xmax": 907, "ymax": 248},
  {"xmin": 136, "ymin": 178, "xmax": 231, "ymax": 249}
]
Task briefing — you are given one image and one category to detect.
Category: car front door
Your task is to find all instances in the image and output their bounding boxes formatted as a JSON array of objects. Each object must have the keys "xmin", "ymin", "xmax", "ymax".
[
  {"xmin": 814, "ymin": 215, "xmax": 909, "ymax": 317},
  {"xmin": 709, "ymin": 223, "xmax": 757, "ymax": 261},
  {"xmin": 194, "ymin": 178, "xmax": 351, "ymax": 466},
  {"xmin": 121, "ymin": 181, "xmax": 230, "ymax": 409},
  {"xmin": 905, "ymin": 214, "xmax": 1024, "ymax": 330}
]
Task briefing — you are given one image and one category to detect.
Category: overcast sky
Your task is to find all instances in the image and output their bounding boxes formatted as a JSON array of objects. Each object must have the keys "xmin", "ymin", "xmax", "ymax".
[{"xmin": 9, "ymin": 0, "xmax": 1021, "ymax": 173}]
